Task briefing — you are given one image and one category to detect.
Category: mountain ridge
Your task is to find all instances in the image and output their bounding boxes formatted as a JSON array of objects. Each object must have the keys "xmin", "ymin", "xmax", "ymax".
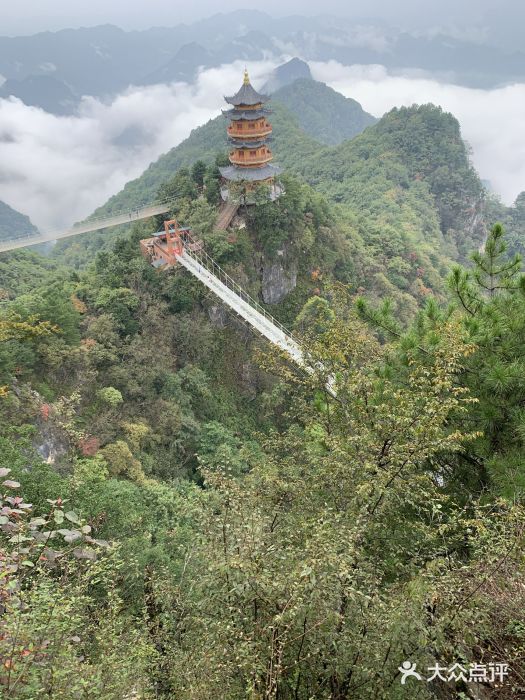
[{"xmin": 0, "ymin": 11, "xmax": 523, "ymax": 115}]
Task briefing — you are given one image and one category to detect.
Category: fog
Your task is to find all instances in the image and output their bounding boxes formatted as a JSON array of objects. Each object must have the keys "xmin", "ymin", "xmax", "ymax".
[
  {"xmin": 0, "ymin": 59, "xmax": 523, "ymax": 232},
  {"xmin": 2, "ymin": 0, "xmax": 524, "ymax": 35},
  {"xmin": 0, "ymin": 61, "xmax": 273, "ymax": 231}
]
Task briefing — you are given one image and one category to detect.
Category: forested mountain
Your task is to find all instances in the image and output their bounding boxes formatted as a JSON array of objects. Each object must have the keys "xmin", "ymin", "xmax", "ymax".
[
  {"xmin": 57, "ymin": 85, "xmax": 486, "ymax": 322},
  {"xmin": 0, "ymin": 199, "xmax": 38, "ymax": 242},
  {"xmin": 1, "ymin": 67, "xmax": 525, "ymax": 698},
  {"xmin": 271, "ymin": 78, "xmax": 377, "ymax": 145}
]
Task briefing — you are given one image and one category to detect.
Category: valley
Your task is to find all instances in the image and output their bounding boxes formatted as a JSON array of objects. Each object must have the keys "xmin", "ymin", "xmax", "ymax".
[{"xmin": 1, "ymin": 10, "xmax": 525, "ymax": 698}]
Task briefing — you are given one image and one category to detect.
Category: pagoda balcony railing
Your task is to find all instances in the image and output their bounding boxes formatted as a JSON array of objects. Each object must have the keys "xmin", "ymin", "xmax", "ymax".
[
  {"xmin": 227, "ymin": 124, "xmax": 272, "ymax": 138},
  {"xmin": 229, "ymin": 152, "xmax": 273, "ymax": 166}
]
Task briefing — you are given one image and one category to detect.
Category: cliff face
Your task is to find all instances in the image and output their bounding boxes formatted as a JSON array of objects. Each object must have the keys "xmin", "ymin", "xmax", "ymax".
[{"xmin": 262, "ymin": 251, "xmax": 297, "ymax": 304}]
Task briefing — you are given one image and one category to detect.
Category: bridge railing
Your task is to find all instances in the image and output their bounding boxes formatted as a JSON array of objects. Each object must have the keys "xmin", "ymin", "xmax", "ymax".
[
  {"xmin": 181, "ymin": 234, "xmax": 299, "ymax": 345},
  {"xmin": 75, "ymin": 195, "xmax": 177, "ymax": 229},
  {"xmin": 0, "ymin": 196, "xmax": 179, "ymax": 251}
]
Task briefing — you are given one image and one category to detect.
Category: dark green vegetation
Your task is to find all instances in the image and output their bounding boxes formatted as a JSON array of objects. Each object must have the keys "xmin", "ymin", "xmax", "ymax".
[
  {"xmin": 272, "ymin": 78, "xmax": 377, "ymax": 145},
  {"xmin": 61, "ymin": 89, "xmax": 523, "ymax": 323},
  {"xmin": 1, "ymin": 83, "xmax": 525, "ymax": 698},
  {"xmin": 0, "ymin": 199, "xmax": 38, "ymax": 242}
]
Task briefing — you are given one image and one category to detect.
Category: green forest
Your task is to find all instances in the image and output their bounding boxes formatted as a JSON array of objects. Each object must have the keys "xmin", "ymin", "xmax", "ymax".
[{"xmin": 1, "ymin": 78, "xmax": 524, "ymax": 699}]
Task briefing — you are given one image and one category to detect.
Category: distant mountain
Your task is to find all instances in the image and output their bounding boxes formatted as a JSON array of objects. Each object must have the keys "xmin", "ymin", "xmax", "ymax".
[
  {"xmin": 144, "ymin": 32, "xmax": 276, "ymax": 86},
  {"xmin": 143, "ymin": 42, "xmax": 213, "ymax": 85},
  {"xmin": 0, "ymin": 200, "xmax": 38, "ymax": 242},
  {"xmin": 0, "ymin": 12, "xmax": 524, "ymax": 112},
  {"xmin": 0, "ymin": 74, "xmax": 77, "ymax": 115},
  {"xmin": 272, "ymin": 78, "xmax": 377, "ymax": 145},
  {"xmin": 262, "ymin": 58, "xmax": 312, "ymax": 93},
  {"xmin": 0, "ymin": 24, "xmax": 171, "ymax": 99}
]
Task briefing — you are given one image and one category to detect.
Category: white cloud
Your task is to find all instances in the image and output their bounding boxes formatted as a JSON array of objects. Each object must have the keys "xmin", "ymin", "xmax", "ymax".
[
  {"xmin": 311, "ymin": 61, "xmax": 525, "ymax": 205},
  {"xmin": 0, "ymin": 60, "xmax": 278, "ymax": 231},
  {"xmin": 1, "ymin": 56, "xmax": 523, "ymax": 238},
  {"xmin": 39, "ymin": 62, "xmax": 57, "ymax": 73}
]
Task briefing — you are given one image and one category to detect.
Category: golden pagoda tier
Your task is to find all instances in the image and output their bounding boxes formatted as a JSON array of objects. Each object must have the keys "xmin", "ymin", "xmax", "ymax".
[{"xmin": 219, "ymin": 69, "xmax": 282, "ymax": 201}]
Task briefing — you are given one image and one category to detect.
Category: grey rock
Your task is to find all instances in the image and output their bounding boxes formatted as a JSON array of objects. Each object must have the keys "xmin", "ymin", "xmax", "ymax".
[
  {"xmin": 207, "ymin": 303, "xmax": 229, "ymax": 328},
  {"xmin": 34, "ymin": 419, "xmax": 69, "ymax": 465},
  {"xmin": 262, "ymin": 257, "xmax": 297, "ymax": 304}
]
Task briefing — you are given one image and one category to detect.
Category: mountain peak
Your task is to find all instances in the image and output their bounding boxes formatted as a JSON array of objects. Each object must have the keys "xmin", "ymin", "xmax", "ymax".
[
  {"xmin": 0, "ymin": 199, "xmax": 38, "ymax": 242},
  {"xmin": 272, "ymin": 78, "xmax": 377, "ymax": 145},
  {"xmin": 262, "ymin": 58, "xmax": 312, "ymax": 94}
]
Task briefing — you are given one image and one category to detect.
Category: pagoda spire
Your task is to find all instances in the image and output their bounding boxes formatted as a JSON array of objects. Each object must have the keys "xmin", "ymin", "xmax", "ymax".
[{"xmin": 243, "ymin": 68, "xmax": 250, "ymax": 85}]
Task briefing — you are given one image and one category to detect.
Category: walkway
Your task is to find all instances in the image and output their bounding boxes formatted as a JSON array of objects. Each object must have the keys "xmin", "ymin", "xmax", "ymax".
[
  {"xmin": 215, "ymin": 202, "xmax": 239, "ymax": 231},
  {"xmin": 0, "ymin": 201, "xmax": 173, "ymax": 254}
]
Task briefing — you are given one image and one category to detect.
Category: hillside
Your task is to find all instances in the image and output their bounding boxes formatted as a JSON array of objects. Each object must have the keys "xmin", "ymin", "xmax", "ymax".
[
  {"xmin": 54, "ymin": 89, "xmax": 487, "ymax": 326},
  {"xmin": 3, "ymin": 42, "xmax": 525, "ymax": 697},
  {"xmin": 272, "ymin": 78, "xmax": 377, "ymax": 145},
  {"xmin": 293, "ymin": 103, "xmax": 486, "ymax": 261},
  {"xmin": 78, "ymin": 79, "xmax": 362, "ymax": 218},
  {"xmin": 0, "ymin": 199, "xmax": 38, "ymax": 242},
  {"xmin": 2, "ymin": 128, "xmax": 525, "ymax": 699}
]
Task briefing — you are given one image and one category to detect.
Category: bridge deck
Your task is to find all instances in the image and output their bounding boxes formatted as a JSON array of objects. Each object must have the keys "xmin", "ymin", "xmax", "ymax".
[
  {"xmin": 178, "ymin": 249, "xmax": 304, "ymax": 364},
  {"xmin": 0, "ymin": 202, "xmax": 171, "ymax": 254}
]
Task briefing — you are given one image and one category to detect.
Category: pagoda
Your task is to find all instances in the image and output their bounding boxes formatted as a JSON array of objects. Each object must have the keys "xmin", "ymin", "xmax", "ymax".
[{"xmin": 220, "ymin": 69, "xmax": 282, "ymax": 202}]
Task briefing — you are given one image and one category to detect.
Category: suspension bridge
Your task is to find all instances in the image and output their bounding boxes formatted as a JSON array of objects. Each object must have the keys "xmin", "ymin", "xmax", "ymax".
[
  {"xmin": 0, "ymin": 199, "xmax": 175, "ymax": 254},
  {"xmin": 140, "ymin": 221, "xmax": 336, "ymax": 395},
  {"xmin": 0, "ymin": 202, "xmax": 335, "ymax": 395}
]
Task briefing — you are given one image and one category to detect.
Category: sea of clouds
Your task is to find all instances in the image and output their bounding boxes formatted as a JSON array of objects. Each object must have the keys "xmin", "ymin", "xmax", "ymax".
[
  {"xmin": 0, "ymin": 61, "xmax": 275, "ymax": 231},
  {"xmin": 0, "ymin": 59, "xmax": 524, "ymax": 232}
]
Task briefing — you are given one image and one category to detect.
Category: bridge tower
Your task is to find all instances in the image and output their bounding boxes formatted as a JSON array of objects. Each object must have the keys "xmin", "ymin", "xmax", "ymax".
[{"xmin": 220, "ymin": 69, "xmax": 282, "ymax": 203}]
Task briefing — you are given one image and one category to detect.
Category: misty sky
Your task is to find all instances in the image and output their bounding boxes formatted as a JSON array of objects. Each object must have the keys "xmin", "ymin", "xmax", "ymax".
[
  {"xmin": 1, "ymin": 0, "xmax": 523, "ymax": 36},
  {"xmin": 0, "ymin": 2, "xmax": 524, "ymax": 230}
]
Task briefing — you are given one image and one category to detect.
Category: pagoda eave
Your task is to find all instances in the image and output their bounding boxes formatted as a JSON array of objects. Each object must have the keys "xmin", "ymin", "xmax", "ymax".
[
  {"xmin": 224, "ymin": 78, "xmax": 269, "ymax": 107},
  {"xmin": 222, "ymin": 108, "xmax": 271, "ymax": 120},
  {"xmin": 227, "ymin": 138, "xmax": 272, "ymax": 148}
]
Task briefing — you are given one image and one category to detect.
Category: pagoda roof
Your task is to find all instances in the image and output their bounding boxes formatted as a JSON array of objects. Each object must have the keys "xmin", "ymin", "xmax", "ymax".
[
  {"xmin": 228, "ymin": 138, "xmax": 270, "ymax": 148},
  {"xmin": 225, "ymin": 70, "xmax": 269, "ymax": 106},
  {"xmin": 219, "ymin": 163, "xmax": 282, "ymax": 182},
  {"xmin": 222, "ymin": 108, "xmax": 270, "ymax": 121}
]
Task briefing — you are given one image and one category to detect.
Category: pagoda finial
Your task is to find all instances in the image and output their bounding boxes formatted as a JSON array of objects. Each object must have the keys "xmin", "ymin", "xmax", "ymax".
[{"xmin": 243, "ymin": 68, "xmax": 250, "ymax": 85}]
